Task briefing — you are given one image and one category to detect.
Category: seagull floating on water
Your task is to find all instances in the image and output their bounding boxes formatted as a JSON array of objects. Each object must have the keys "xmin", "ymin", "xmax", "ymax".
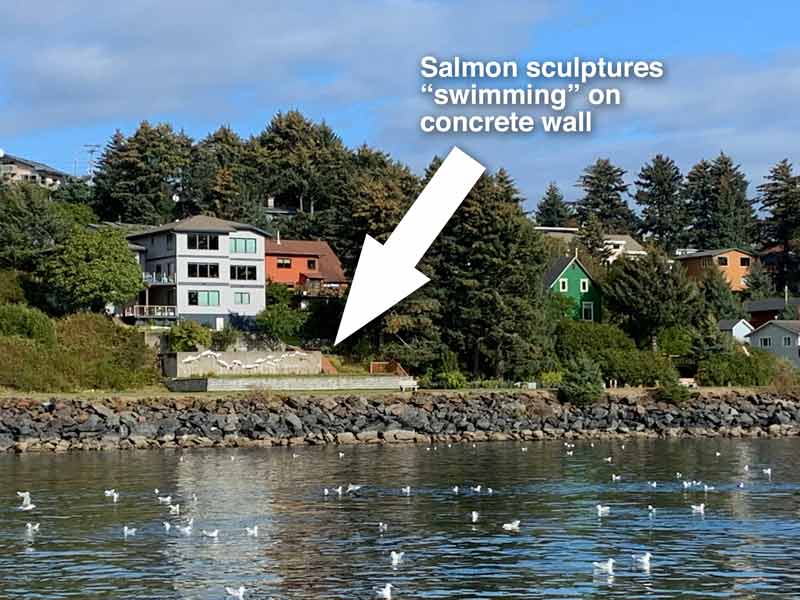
[
  {"xmin": 157, "ymin": 496, "xmax": 172, "ymax": 504},
  {"xmin": 111, "ymin": 492, "xmax": 119, "ymax": 503},
  {"xmin": 704, "ymin": 484, "xmax": 715, "ymax": 493},
  {"xmin": 163, "ymin": 522, "xmax": 171, "ymax": 532},
  {"xmin": 378, "ymin": 522, "xmax": 388, "ymax": 533},
  {"xmin": 334, "ymin": 486, "xmax": 343, "ymax": 496},
  {"xmin": 246, "ymin": 525, "xmax": 259, "ymax": 537},
  {"xmin": 763, "ymin": 468, "xmax": 772, "ymax": 478},
  {"xmin": 375, "ymin": 583, "xmax": 393, "ymax": 599},
  {"xmin": 593, "ymin": 558, "xmax": 614, "ymax": 574},
  {"xmin": 471, "ymin": 485, "xmax": 482, "ymax": 493},
  {"xmin": 346, "ymin": 484, "xmax": 362, "ymax": 494},
  {"xmin": 647, "ymin": 505, "xmax": 656, "ymax": 515},
  {"xmin": 604, "ymin": 457, "xmax": 612, "ymax": 463},
  {"xmin": 202, "ymin": 529, "xmax": 219, "ymax": 539},
  {"xmin": 471, "ymin": 511, "xmax": 479, "ymax": 523},
  {"xmin": 452, "ymin": 486, "xmax": 459, "ymax": 494},
  {"xmin": 596, "ymin": 504, "xmax": 610, "ymax": 517},
  {"xmin": 26, "ymin": 522, "xmax": 40, "ymax": 533},
  {"xmin": 502, "ymin": 520, "xmax": 520, "ymax": 531},
  {"xmin": 104, "ymin": 489, "xmax": 116, "ymax": 497},
  {"xmin": 323, "ymin": 488, "xmax": 329, "ymax": 496},
  {"xmin": 648, "ymin": 481, "xmax": 657, "ymax": 488},
  {"xmin": 612, "ymin": 474, "xmax": 622, "ymax": 482},
  {"xmin": 401, "ymin": 486, "xmax": 411, "ymax": 496},
  {"xmin": 691, "ymin": 503, "xmax": 705, "ymax": 515},
  {"xmin": 633, "ymin": 551, "xmax": 652, "ymax": 570},
  {"xmin": 225, "ymin": 585, "xmax": 246, "ymax": 599},
  {"xmin": 17, "ymin": 491, "xmax": 35, "ymax": 511},
  {"xmin": 566, "ymin": 451, "xmax": 574, "ymax": 456},
  {"xmin": 169, "ymin": 504, "xmax": 180, "ymax": 514},
  {"xmin": 338, "ymin": 452, "xmax": 345, "ymax": 459},
  {"xmin": 390, "ymin": 550, "xmax": 404, "ymax": 566},
  {"xmin": 123, "ymin": 526, "xmax": 136, "ymax": 537}
]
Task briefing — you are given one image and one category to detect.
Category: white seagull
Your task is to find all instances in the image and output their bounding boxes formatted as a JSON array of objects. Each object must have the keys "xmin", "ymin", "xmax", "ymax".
[
  {"xmin": 334, "ymin": 486, "xmax": 343, "ymax": 496},
  {"xmin": 452, "ymin": 486, "xmax": 459, "ymax": 494},
  {"xmin": 633, "ymin": 551, "xmax": 652, "ymax": 571},
  {"xmin": 648, "ymin": 481, "xmax": 657, "ymax": 488},
  {"xmin": 390, "ymin": 550, "xmax": 405, "ymax": 566},
  {"xmin": 123, "ymin": 526, "xmax": 136, "ymax": 537},
  {"xmin": 157, "ymin": 496, "xmax": 172, "ymax": 504},
  {"xmin": 502, "ymin": 520, "xmax": 521, "ymax": 532},
  {"xmin": 112, "ymin": 492, "xmax": 119, "ymax": 504},
  {"xmin": 763, "ymin": 467, "xmax": 772, "ymax": 478},
  {"xmin": 17, "ymin": 491, "xmax": 35, "ymax": 511},
  {"xmin": 225, "ymin": 585, "xmax": 246, "ymax": 599},
  {"xmin": 26, "ymin": 522, "xmax": 40, "ymax": 533},
  {"xmin": 596, "ymin": 504, "xmax": 610, "ymax": 517},
  {"xmin": 691, "ymin": 503, "xmax": 705, "ymax": 515},
  {"xmin": 604, "ymin": 457, "xmax": 613, "ymax": 463},
  {"xmin": 169, "ymin": 504, "xmax": 180, "ymax": 515},
  {"xmin": 345, "ymin": 483, "xmax": 362, "ymax": 494},
  {"xmin": 611, "ymin": 474, "xmax": 622, "ymax": 482},
  {"xmin": 246, "ymin": 525, "xmax": 259, "ymax": 537},
  {"xmin": 401, "ymin": 486, "xmax": 411, "ymax": 496},
  {"xmin": 593, "ymin": 558, "xmax": 615, "ymax": 574},
  {"xmin": 471, "ymin": 485, "xmax": 482, "ymax": 493},
  {"xmin": 163, "ymin": 522, "xmax": 171, "ymax": 532},
  {"xmin": 104, "ymin": 489, "xmax": 116, "ymax": 497},
  {"xmin": 375, "ymin": 583, "xmax": 393, "ymax": 599},
  {"xmin": 202, "ymin": 529, "xmax": 219, "ymax": 539},
  {"xmin": 471, "ymin": 511, "xmax": 479, "ymax": 523},
  {"xmin": 378, "ymin": 522, "xmax": 389, "ymax": 533}
]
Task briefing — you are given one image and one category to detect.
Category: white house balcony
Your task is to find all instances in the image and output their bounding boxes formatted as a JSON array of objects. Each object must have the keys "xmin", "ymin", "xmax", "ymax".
[
  {"xmin": 143, "ymin": 272, "xmax": 176, "ymax": 285},
  {"xmin": 123, "ymin": 305, "xmax": 178, "ymax": 319}
]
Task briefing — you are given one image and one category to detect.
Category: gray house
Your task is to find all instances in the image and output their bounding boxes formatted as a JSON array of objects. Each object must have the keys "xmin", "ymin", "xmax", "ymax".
[
  {"xmin": 745, "ymin": 321, "xmax": 800, "ymax": 369},
  {"xmin": 718, "ymin": 318, "xmax": 754, "ymax": 344},
  {"xmin": 121, "ymin": 215, "xmax": 269, "ymax": 329}
]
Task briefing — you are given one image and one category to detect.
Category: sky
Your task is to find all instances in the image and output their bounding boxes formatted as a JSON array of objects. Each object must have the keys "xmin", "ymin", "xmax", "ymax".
[{"xmin": 2, "ymin": 0, "xmax": 800, "ymax": 211}]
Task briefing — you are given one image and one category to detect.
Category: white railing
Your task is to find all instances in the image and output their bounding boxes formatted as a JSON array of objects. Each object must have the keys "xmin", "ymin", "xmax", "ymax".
[
  {"xmin": 123, "ymin": 305, "xmax": 177, "ymax": 318},
  {"xmin": 142, "ymin": 272, "xmax": 176, "ymax": 284}
]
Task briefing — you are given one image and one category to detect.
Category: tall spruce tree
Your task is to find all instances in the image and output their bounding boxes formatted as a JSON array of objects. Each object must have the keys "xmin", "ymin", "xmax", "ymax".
[
  {"xmin": 687, "ymin": 153, "xmax": 755, "ymax": 249},
  {"xmin": 93, "ymin": 122, "xmax": 192, "ymax": 224},
  {"xmin": 635, "ymin": 154, "xmax": 688, "ymax": 252},
  {"xmin": 577, "ymin": 213, "xmax": 612, "ymax": 263},
  {"xmin": 604, "ymin": 252, "xmax": 703, "ymax": 345},
  {"xmin": 575, "ymin": 158, "xmax": 638, "ymax": 233},
  {"xmin": 535, "ymin": 183, "xmax": 572, "ymax": 227},
  {"xmin": 698, "ymin": 266, "xmax": 742, "ymax": 320},
  {"xmin": 758, "ymin": 159, "xmax": 800, "ymax": 291},
  {"xmin": 741, "ymin": 260, "xmax": 775, "ymax": 301}
]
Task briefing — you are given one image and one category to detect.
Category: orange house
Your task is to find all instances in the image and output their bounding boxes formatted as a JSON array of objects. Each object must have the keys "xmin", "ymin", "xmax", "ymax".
[
  {"xmin": 265, "ymin": 239, "xmax": 348, "ymax": 296},
  {"xmin": 675, "ymin": 248, "xmax": 755, "ymax": 292}
]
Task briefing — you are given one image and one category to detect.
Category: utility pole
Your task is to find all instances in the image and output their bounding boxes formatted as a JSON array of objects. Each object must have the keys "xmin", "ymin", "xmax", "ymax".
[{"xmin": 83, "ymin": 144, "xmax": 101, "ymax": 181}]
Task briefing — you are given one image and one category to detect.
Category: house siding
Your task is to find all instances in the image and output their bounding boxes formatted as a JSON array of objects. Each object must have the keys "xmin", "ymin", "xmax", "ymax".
[
  {"xmin": 679, "ymin": 250, "xmax": 753, "ymax": 292},
  {"xmin": 551, "ymin": 262, "xmax": 601, "ymax": 322},
  {"xmin": 747, "ymin": 324, "xmax": 800, "ymax": 368}
]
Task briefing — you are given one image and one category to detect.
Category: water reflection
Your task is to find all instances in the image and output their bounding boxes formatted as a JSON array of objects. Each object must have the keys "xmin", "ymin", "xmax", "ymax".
[{"xmin": 2, "ymin": 438, "xmax": 800, "ymax": 598}]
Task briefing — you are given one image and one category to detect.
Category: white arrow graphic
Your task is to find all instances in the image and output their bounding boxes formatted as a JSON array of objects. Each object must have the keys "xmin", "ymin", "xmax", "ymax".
[{"xmin": 334, "ymin": 146, "xmax": 485, "ymax": 345}]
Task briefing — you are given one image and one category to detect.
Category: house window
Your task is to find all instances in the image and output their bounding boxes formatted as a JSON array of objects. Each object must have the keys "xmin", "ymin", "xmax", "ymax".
[
  {"xmin": 307, "ymin": 259, "xmax": 317, "ymax": 270},
  {"xmin": 187, "ymin": 234, "xmax": 219, "ymax": 250},
  {"xmin": 230, "ymin": 265, "xmax": 257, "ymax": 281},
  {"xmin": 234, "ymin": 292, "xmax": 251, "ymax": 305},
  {"xmin": 230, "ymin": 238, "xmax": 257, "ymax": 254},
  {"xmin": 760, "ymin": 337, "xmax": 772, "ymax": 348},
  {"xmin": 717, "ymin": 256, "xmax": 728, "ymax": 266},
  {"xmin": 188, "ymin": 290, "xmax": 220, "ymax": 306},
  {"xmin": 580, "ymin": 279, "xmax": 589, "ymax": 293},
  {"xmin": 277, "ymin": 258, "xmax": 292, "ymax": 269},
  {"xmin": 187, "ymin": 263, "xmax": 219, "ymax": 278},
  {"xmin": 740, "ymin": 256, "xmax": 751, "ymax": 267},
  {"xmin": 166, "ymin": 234, "xmax": 174, "ymax": 250},
  {"xmin": 581, "ymin": 302, "xmax": 594, "ymax": 321},
  {"xmin": 559, "ymin": 278, "xmax": 568, "ymax": 292},
  {"xmin": 784, "ymin": 336, "xmax": 792, "ymax": 347}
]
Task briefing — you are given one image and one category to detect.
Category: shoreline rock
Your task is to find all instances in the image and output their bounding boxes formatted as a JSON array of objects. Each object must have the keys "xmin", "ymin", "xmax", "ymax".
[{"xmin": 1, "ymin": 389, "xmax": 799, "ymax": 453}]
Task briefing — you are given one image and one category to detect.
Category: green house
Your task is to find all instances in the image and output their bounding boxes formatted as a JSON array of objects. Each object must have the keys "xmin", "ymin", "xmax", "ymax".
[{"xmin": 544, "ymin": 253, "xmax": 601, "ymax": 322}]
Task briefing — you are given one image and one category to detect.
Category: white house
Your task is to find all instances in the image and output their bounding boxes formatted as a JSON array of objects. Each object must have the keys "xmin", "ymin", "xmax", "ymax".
[
  {"xmin": 534, "ymin": 226, "xmax": 646, "ymax": 262},
  {"xmin": 745, "ymin": 321, "xmax": 800, "ymax": 369},
  {"xmin": 121, "ymin": 215, "xmax": 269, "ymax": 330},
  {"xmin": 718, "ymin": 318, "xmax": 754, "ymax": 344}
]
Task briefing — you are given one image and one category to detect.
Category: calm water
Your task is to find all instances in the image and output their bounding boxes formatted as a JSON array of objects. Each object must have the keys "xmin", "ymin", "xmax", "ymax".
[{"xmin": 2, "ymin": 439, "xmax": 800, "ymax": 599}]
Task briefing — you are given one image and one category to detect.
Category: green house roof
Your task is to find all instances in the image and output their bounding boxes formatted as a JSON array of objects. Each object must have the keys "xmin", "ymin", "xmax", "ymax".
[{"xmin": 544, "ymin": 254, "xmax": 595, "ymax": 288}]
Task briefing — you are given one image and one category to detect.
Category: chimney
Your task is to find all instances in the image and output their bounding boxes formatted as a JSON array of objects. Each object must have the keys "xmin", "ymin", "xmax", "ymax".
[{"xmin": 276, "ymin": 229, "xmax": 281, "ymax": 245}]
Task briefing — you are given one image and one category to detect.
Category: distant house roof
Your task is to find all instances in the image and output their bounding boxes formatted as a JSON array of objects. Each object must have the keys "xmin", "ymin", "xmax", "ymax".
[
  {"xmin": 744, "ymin": 297, "xmax": 800, "ymax": 313},
  {"xmin": 1, "ymin": 153, "xmax": 70, "ymax": 177},
  {"xmin": 544, "ymin": 254, "xmax": 595, "ymax": 288},
  {"xmin": 604, "ymin": 234, "xmax": 646, "ymax": 253},
  {"xmin": 127, "ymin": 215, "xmax": 270, "ymax": 239},
  {"xmin": 535, "ymin": 227, "xmax": 646, "ymax": 254},
  {"xmin": 718, "ymin": 318, "xmax": 753, "ymax": 332},
  {"xmin": 675, "ymin": 248, "xmax": 755, "ymax": 260},
  {"xmin": 266, "ymin": 239, "xmax": 348, "ymax": 283},
  {"xmin": 746, "ymin": 320, "xmax": 800, "ymax": 337}
]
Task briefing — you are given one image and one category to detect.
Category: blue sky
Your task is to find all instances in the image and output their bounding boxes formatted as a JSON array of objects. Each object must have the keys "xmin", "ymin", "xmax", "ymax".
[{"xmin": 2, "ymin": 1, "xmax": 800, "ymax": 210}]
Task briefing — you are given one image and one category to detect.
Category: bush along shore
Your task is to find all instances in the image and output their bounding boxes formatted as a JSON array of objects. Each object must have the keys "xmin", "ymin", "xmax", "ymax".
[{"xmin": 3, "ymin": 389, "xmax": 800, "ymax": 453}]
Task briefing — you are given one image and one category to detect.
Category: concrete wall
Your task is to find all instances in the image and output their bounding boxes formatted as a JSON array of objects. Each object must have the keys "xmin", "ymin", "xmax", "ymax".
[
  {"xmin": 166, "ymin": 375, "xmax": 419, "ymax": 392},
  {"xmin": 164, "ymin": 350, "xmax": 323, "ymax": 378}
]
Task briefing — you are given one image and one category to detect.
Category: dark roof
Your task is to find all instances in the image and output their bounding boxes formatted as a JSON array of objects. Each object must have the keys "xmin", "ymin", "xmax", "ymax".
[
  {"xmin": 744, "ymin": 297, "xmax": 800, "ymax": 313},
  {"xmin": 544, "ymin": 255, "xmax": 595, "ymax": 288},
  {"xmin": 266, "ymin": 239, "xmax": 348, "ymax": 283},
  {"xmin": 746, "ymin": 320, "xmax": 800, "ymax": 337},
  {"xmin": 544, "ymin": 256, "xmax": 573, "ymax": 288},
  {"xmin": 675, "ymin": 248, "xmax": 755, "ymax": 260},
  {"xmin": 718, "ymin": 318, "xmax": 752, "ymax": 331},
  {"xmin": 1, "ymin": 153, "xmax": 70, "ymax": 177},
  {"xmin": 127, "ymin": 215, "xmax": 270, "ymax": 239}
]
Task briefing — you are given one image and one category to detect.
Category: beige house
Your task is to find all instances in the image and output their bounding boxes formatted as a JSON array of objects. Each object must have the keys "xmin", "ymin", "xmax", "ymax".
[
  {"xmin": 0, "ymin": 151, "xmax": 69, "ymax": 188},
  {"xmin": 535, "ymin": 226, "xmax": 646, "ymax": 262}
]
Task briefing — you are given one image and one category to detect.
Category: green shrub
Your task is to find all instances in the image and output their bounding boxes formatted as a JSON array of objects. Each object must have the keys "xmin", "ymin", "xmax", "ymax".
[
  {"xmin": 602, "ymin": 349, "xmax": 679, "ymax": 387},
  {"xmin": 0, "ymin": 314, "xmax": 158, "ymax": 392},
  {"xmin": 211, "ymin": 323, "xmax": 240, "ymax": 351},
  {"xmin": 556, "ymin": 320, "xmax": 636, "ymax": 364},
  {"xmin": 657, "ymin": 325, "xmax": 694, "ymax": 356},
  {"xmin": 0, "ymin": 303, "xmax": 56, "ymax": 345},
  {"xmin": 169, "ymin": 320, "xmax": 212, "ymax": 352},
  {"xmin": 653, "ymin": 380, "xmax": 692, "ymax": 404},
  {"xmin": 696, "ymin": 348, "xmax": 779, "ymax": 387},
  {"xmin": 559, "ymin": 355, "xmax": 605, "ymax": 405},
  {"xmin": 435, "ymin": 370, "xmax": 468, "ymax": 389},
  {"xmin": 0, "ymin": 270, "xmax": 25, "ymax": 304},
  {"xmin": 537, "ymin": 370, "xmax": 564, "ymax": 387}
]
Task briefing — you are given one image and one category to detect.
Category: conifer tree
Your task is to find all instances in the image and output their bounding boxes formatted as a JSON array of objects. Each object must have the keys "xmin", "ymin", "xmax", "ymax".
[
  {"xmin": 535, "ymin": 182, "xmax": 572, "ymax": 227},
  {"xmin": 635, "ymin": 154, "xmax": 688, "ymax": 252},
  {"xmin": 575, "ymin": 158, "xmax": 637, "ymax": 233},
  {"xmin": 685, "ymin": 159, "xmax": 715, "ymax": 248},
  {"xmin": 698, "ymin": 267, "xmax": 742, "ymax": 320},
  {"xmin": 741, "ymin": 260, "xmax": 775, "ymax": 301},
  {"xmin": 577, "ymin": 213, "xmax": 612, "ymax": 263},
  {"xmin": 758, "ymin": 159, "xmax": 800, "ymax": 290}
]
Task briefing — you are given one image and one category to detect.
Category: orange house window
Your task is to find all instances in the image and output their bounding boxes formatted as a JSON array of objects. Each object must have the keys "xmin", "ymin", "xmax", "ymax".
[{"xmin": 277, "ymin": 258, "xmax": 292, "ymax": 269}]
